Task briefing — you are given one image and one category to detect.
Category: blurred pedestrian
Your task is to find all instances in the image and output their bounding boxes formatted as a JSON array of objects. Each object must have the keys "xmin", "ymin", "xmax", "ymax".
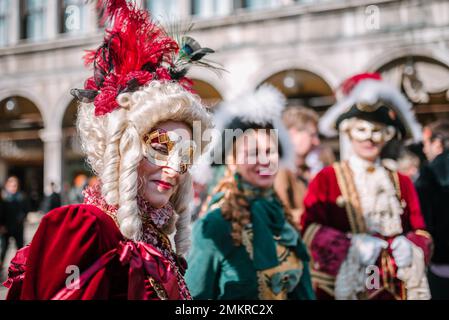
[
  {"xmin": 40, "ymin": 182, "xmax": 62, "ymax": 214},
  {"xmin": 0, "ymin": 176, "xmax": 30, "ymax": 272},
  {"xmin": 0, "ymin": 188, "xmax": 5, "ymax": 273},
  {"xmin": 67, "ymin": 173, "xmax": 87, "ymax": 204},
  {"xmin": 415, "ymin": 119, "xmax": 449, "ymax": 299},
  {"xmin": 397, "ymin": 149, "xmax": 421, "ymax": 181},
  {"xmin": 306, "ymin": 145, "xmax": 336, "ymax": 180},
  {"xmin": 274, "ymin": 106, "xmax": 320, "ymax": 227}
]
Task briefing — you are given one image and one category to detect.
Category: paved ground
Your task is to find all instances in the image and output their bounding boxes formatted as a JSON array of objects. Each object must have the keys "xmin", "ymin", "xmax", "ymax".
[{"xmin": 0, "ymin": 213, "xmax": 42, "ymax": 300}]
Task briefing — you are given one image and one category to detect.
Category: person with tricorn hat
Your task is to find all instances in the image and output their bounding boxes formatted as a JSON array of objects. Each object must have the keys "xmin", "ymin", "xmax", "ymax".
[{"xmin": 301, "ymin": 73, "xmax": 432, "ymax": 300}]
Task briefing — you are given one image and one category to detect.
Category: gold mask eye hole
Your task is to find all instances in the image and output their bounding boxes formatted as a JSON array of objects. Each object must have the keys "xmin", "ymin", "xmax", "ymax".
[{"xmin": 179, "ymin": 164, "xmax": 188, "ymax": 174}]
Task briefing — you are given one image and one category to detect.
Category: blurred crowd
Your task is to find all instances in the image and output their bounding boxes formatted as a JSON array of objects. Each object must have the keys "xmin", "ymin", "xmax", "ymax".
[{"xmin": 1, "ymin": 105, "xmax": 448, "ymax": 298}]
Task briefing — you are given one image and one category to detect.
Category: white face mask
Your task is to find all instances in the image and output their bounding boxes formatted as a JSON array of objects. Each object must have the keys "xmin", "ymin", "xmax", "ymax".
[
  {"xmin": 143, "ymin": 128, "xmax": 196, "ymax": 174},
  {"xmin": 348, "ymin": 119, "xmax": 395, "ymax": 143}
]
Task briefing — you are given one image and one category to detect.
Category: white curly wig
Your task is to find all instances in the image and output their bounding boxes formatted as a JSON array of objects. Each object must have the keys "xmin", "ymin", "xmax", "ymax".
[{"xmin": 77, "ymin": 80, "xmax": 212, "ymax": 256}]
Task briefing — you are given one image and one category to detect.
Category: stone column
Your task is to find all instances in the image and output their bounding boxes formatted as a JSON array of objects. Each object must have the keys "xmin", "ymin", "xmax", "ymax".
[
  {"xmin": 46, "ymin": 0, "xmax": 59, "ymax": 40},
  {"xmin": 179, "ymin": 0, "xmax": 191, "ymax": 18},
  {"xmin": 8, "ymin": 0, "xmax": 20, "ymax": 45},
  {"xmin": 39, "ymin": 129, "xmax": 63, "ymax": 195},
  {"xmin": 85, "ymin": 1, "xmax": 98, "ymax": 34},
  {"xmin": 0, "ymin": 159, "xmax": 7, "ymax": 184}
]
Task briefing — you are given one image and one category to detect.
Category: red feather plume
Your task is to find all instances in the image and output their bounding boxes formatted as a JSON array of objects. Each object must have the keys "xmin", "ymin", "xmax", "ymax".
[
  {"xmin": 340, "ymin": 73, "xmax": 382, "ymax": 96},
  {"xmin": 80, "ymin": 0, "xmax": 189, "ymax": 116}
]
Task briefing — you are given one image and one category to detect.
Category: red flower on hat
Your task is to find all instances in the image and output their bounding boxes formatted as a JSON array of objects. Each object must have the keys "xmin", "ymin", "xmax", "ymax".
[
  {"xmin": 76, "ymin": 0, "xmax": 181, "ymax": 116},
  {"xmin": 155, "ymin": 68, "xmax": 172, "ymax": 82},
  {"xmin": 93, "ymin": 74, "xmax": 119, "ymax": 116}
]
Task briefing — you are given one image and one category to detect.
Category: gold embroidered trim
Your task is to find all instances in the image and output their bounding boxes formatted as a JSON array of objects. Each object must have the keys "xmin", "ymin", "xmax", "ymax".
[
  {"xmin": 311, "ymin": 269, "xmax": 336, "ymax": 296},
  {"xmin": 148, "ymin": 276, "xmax": 169, "ymax": 300},
  {"xmin": 311, "ymin": 269, "xmax": 336, "ymax": 281},
  {"xmin": 103, "ymin": 210, "xmax": 120, "ymax": 228},
  {"xmin": 256, "ymin": 270, "xmax": 265, "ymax": 300},
  {"xmin": 415, "ymin": 229, "xmax": 432, "ymax": 239},
  {"xmin": 378, "ymin": 250, "xmax": 406, "ymax": 300},
  {"xmin": 385, "ymin": 169, "xmax": 404, "ymax": 211},
  {"xmin": 393, "ymin": 171, "xmax": 401, "ymax": 199},
  {"xmin": 333, "ymin": 162, "xmax": 366, "ymax": 233},
  {"xmin": 312, "ymin": 276, "xmax": 335, "ymax": 287},
  {"xmin": 341, "ymin": 161, "xmax": 366, "ymax": 233},
  {"xmin": 303, "ymin": 223, "xmax": 321, "ymax": 248},
  {"xmin": 241, "ymin": 227, "xmax": 254, "ymax": 260},
  {"xmin": 316, "ymin": 284, "xmax": 335, "ymax": 297}
]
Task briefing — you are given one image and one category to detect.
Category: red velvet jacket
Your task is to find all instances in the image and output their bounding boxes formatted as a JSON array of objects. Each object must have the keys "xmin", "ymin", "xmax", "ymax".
[
  {"xmin": 3, "ymin": 204, "xmax": 190, "ymax": 300},
  {"xmin": 300, "ymin": 163, "xmax": 432, "ymax": 300}
]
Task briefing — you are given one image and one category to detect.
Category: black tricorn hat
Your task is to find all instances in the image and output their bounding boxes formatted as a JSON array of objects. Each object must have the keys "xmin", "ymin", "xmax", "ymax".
[
  {"xmin": 336, "ymin": 102, "xmax": 407, "ymax": 139},
  {"xmin": 319, "ymin": 77, "xmax": 422, "ymax": 142}
]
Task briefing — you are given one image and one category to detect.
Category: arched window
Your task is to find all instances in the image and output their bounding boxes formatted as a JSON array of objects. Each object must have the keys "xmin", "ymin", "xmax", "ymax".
[{"xmin": 0, "ymin": 96, "xmax": 44, "ymax": 210}]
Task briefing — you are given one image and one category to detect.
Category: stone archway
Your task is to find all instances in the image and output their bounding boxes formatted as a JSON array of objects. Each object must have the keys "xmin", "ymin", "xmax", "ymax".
[
  {"xmin": 259, "ymin": 68, "xmax": 339, "ymax": 170},
  {"xmin": 191, "ymin": 79, "xmax": 224, "ymax": 109},
  {"xmin": 0, "ymin": 95, "xmax": 44, "ymax": 211},
  {"xmin": 374, "ymin": 55, "xmax": 449, "ymax": 125},
  {"xmin": 259, "ymin": 69, "xmax": 336, "ymax": 114}
]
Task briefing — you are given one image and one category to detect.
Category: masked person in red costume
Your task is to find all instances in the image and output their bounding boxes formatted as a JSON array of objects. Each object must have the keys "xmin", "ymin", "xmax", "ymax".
[
  {"xmin": 2, "ymin": 0, "xmax": 216, "ymax": 300},
  {"xmin": 301, "ymin": 73, "xmax": 432, "ymax": 300}
]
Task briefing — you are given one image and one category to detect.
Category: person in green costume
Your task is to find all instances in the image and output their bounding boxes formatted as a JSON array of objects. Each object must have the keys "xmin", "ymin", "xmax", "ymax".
[{"xmin": 185, "ymin": 85, "xmax": 315, "ymax": 300}]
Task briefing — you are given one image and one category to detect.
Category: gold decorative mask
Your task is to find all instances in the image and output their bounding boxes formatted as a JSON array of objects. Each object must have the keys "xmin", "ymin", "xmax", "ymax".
[
  {"xmin": 349, "ymin": 119, "xmax": 395, "ymax": 143},
  {"xmin": 143, "ymin": 128, "xmax": 196, "ymax": 174}
]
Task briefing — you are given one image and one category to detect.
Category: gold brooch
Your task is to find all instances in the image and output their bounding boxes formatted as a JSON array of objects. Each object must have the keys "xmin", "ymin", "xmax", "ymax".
[{"xmin": 366, "ymin": 166, "xmax": 376, "ymax": 173}]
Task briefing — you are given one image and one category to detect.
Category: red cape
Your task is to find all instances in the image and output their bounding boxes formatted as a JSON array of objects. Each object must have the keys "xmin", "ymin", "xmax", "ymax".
[{"xmin": 3, "ymin": 204, "xmax": 186, "ymax": 300}]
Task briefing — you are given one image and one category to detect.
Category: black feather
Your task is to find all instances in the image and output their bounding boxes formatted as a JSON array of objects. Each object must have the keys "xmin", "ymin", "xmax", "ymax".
[{"xmin": 70, "ymin": 89, "xmax": 99, "ymax": 103}]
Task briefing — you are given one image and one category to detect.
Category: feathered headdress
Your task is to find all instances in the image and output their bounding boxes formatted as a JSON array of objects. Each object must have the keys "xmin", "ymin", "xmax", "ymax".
[
  {"xmin": 190, "ymin": 84, "xmax": 295, "ymax": 184},
  {"xmin": 71, "ymin": 0, "xmax": 219, "ymax": 116}
]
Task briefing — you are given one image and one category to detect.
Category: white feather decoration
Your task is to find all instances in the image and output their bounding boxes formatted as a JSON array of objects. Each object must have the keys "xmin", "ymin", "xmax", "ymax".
[{"xmin": 190, "ymin": 84, "xmax": 295, "ymax": 184}]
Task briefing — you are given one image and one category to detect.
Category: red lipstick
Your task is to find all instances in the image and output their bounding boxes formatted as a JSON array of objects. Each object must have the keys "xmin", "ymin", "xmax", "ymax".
[{"xmin": 154, "ymin": 180, "xmax": 173, "ymax": 190}]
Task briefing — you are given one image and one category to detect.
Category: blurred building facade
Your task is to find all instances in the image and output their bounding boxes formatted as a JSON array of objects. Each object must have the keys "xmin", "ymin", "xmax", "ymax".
[{"xmin": 0, "ymin": 0, "xmax": 448, "ymax": 205}]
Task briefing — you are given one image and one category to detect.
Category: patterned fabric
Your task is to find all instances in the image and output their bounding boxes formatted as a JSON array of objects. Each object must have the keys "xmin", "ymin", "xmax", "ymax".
[
  {"xmin": 82, "ymin": 183, "xmax": 191, "ymax": 300},
  {"xmin": 234, "ymin": 174, "xmax": 314, "ymax": 299},
  {"xmin": 348, "ymin": 155, "xmax": 404, "ymax": 237},
  {"xmin": 236, "ymin": 173, "xmax": 292, "ymax": 270}
]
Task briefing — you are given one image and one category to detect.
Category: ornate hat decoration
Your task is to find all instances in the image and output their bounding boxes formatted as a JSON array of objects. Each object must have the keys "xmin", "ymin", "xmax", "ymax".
[
  {"xmin": 319, "ymin": 73, "xmax": 422, "ymax": 142},
  {"xmin": 71, "ymin": 0, "xmax": 219, "ymax": 116}
]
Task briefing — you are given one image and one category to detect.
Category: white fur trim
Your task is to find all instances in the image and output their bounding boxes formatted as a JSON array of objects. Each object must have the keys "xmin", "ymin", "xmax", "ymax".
[
  {"xmin": 397, "ymin": 243, "xmax": 431, "ymax": 300},
  {"xmin": 334, "ymin": 235, "xmax": 368, "ymax": 300}
]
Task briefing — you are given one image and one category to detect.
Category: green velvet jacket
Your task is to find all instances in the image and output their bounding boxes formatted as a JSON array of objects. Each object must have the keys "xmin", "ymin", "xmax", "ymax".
[{"xmin": 185, "ymin": 178, "xmax": 315, "ymax": 300}]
